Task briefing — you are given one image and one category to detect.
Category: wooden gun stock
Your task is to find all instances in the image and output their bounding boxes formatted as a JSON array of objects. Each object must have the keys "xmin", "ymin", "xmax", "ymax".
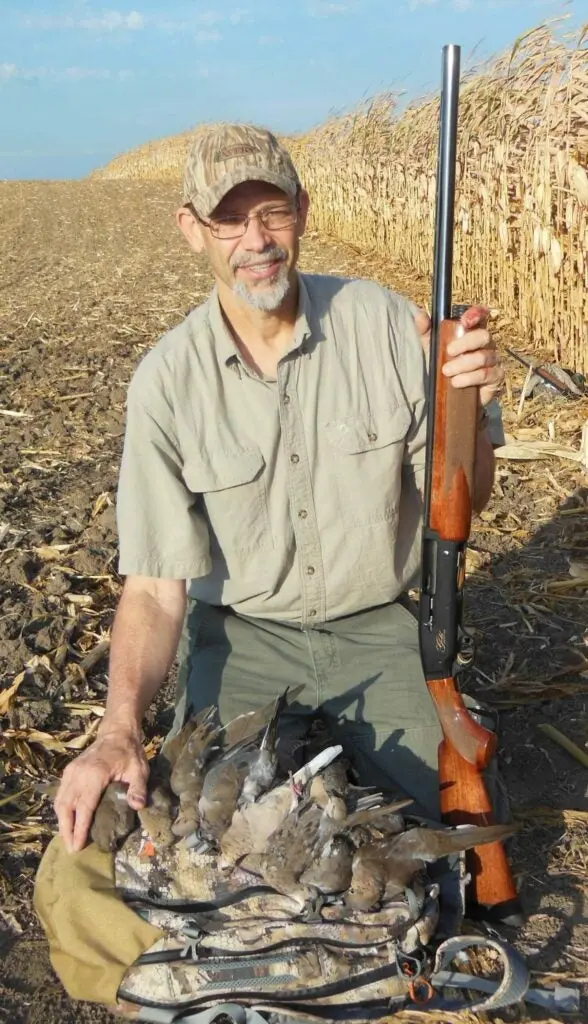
[{"xmin": 439, "ymin": 741, "xmax": 520, "ymax": 914}]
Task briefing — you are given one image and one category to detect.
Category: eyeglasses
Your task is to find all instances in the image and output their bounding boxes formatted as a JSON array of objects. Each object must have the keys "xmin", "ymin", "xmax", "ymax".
[{"xmin": 196, "ymin": 204, "xmax": 299, "ymax": 240}]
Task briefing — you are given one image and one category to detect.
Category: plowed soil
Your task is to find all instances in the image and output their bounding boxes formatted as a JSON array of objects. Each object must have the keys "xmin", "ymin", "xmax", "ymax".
[{"xmin": 1, "ymin": 180, "xmax": 587, "ymax": 1022}]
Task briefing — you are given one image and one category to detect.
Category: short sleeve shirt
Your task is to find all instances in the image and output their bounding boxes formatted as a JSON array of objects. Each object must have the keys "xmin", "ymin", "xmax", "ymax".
[{"xmin": 117, "ymin": 274, "xmax": 439, "ymax": 624}]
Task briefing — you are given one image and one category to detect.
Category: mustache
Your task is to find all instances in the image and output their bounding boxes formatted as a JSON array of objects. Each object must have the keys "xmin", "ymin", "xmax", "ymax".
[{"xmin": 230, "ymin": 246, "xmax": 288, "ymax": 270}]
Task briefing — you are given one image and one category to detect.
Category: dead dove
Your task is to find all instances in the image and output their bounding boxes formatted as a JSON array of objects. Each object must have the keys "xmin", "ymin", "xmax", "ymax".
[
  {"xmin": 217, "ymin": 685, "xmax": 305, "ymax": 754},
  {"xmin": 345, "ymin": 822, "xmax": 516, "ymax": 911},
  {"xmin": 199, "ymin": 688, "xmax": 299, "ymax": 842},
  {"xmin": 90, "ymin": 782, "xmax": 137, "ymax": 852},
  {"xmin": 252, "ymin": 796, "xmax": 413, "ymax": 913},
  {"xmin": 298, "ymin": 833, "xmax": 356, "ymax": 894},
  {"xmin": 238, "ymin": 689, "xmax": 289, "ymax": 807},
  {"xmin": 316, "ymin": 757, "xmax": 350, "ymax": 822},
  {"xmin": 170, "ymin": 706, "xmax": 222, "ymax": 837},
  {"xmin": 137, "ymin": 778, "xmax": 176, "ymax": 851},
  {"xmin": 218, "ymin": 745, "xmax": 343, "ymax": 870},
  {"xmin": 161, "ymin": 706, "xmax": 217, "ymax": 769},
  {"xmin": 198, "ymin": 756, "xmax": 248, "ymax": 842}
]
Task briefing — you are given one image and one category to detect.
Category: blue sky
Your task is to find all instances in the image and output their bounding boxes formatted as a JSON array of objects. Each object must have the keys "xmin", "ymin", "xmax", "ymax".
[{"xmin": 1, "ymin": 0, "xmax": 585, "ymax": 179}]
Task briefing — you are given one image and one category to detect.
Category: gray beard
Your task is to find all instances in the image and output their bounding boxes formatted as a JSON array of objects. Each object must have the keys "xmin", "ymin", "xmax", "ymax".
[{"xmin": 231, "ymin": 260, "xmax": 292, "ymax": 312}]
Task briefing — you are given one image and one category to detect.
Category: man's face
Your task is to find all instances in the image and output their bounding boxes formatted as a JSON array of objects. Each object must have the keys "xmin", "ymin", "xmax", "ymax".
[{"xmin": 179, "ymin": 180, "xmax": 309, "ymax": 312}]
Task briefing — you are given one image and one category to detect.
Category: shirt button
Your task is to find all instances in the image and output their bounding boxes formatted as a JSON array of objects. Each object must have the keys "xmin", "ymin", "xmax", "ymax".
[
  {"xmin": 306, "ymin": 565, "xmax": 315, "ymax": 575},
  {"xmin": 308, "ymin": 609, "xmax": 317, "ymax": 617},
  {"xmin": 298, "ymin": 509, "xmax": 308, "ymax": 519},
  {"xmin": 283, "ymin": 394, "xmax": 290, "ymax": 404},
  {"xmin": 290, "ymin": 453, "xmax": 300, "ymax": 464},
  {"xmin": 367, "ymin": 431, "xmax": 378, "ymax": 443}
]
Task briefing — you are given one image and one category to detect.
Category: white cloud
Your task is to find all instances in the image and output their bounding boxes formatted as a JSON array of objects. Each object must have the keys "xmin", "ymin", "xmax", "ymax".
[
  {"xmin": 0, "ymin": 63, "xmax": 18, "ymax": 80},
  {"xmin": 195, "ymin": 30, "xmax": 222, "ymax": 42},
  {"xmin": 196, "ymin": 10, "xmax": 225, "ymax": 25},
  {"xmin": 307, "ymin": 2, "xmax": 355, "ymax": 14},
  {"xmin": 64, "ymin": 66, "xmax": 110, "ymax": 78},
  {"xmin": 0, "ymin": 63, "xmax": 134, "ymax": 82},
  {"xmin": 407, "ymin": 0, "xmax": 438, "ymax": 10},
  {"xmin": 19, "ymin": 7, "xmax": 252, "ymax": 35},
  {"xmin": 79, "ymin": 11, "xmax": 144, "ymax": 31},
  {"xmin": 451, "ymin": 0, "xmax": 473, "ymax": 9},
  {"xmin": 20, "ymin": 10, "xmax": 145, "ymax": 32},
  {"xmin": 154, "ymin": 18, "xmax": 191, "ymax": 33},
  {"xmin": 229, "ymin": 8, "xmax": 253, "ymax": 23},
  {"xmin": 258, "ymin": 35, "xmax": 284, "ymax": 45}
]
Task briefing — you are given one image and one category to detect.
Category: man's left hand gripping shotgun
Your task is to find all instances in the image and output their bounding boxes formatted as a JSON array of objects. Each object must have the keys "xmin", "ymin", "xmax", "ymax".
[{"xmin": 418, "ymin": 44, "xmax": 523, "ymax": 927}]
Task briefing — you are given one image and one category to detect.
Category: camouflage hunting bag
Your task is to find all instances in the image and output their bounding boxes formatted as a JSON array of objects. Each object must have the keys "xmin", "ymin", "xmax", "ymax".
[{"xmin": 35, "ymin": 698, "xmax": 546, "ymax": 1021}]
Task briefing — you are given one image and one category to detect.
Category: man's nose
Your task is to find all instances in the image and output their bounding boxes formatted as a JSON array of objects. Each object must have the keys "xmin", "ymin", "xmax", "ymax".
[{"xmin": 242, "ymin": 213, "xmax": 272, "ymax": 250}]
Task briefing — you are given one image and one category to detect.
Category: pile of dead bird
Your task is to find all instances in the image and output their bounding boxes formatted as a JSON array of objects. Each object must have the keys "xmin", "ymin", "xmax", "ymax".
[{"xmin": 91, "ymin": 687, "xmax": 511, "ymax": 916}]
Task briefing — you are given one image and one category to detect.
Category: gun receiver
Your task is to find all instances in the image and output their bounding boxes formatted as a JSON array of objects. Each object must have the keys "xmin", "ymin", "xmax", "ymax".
[{"xmin": 419, "ymin": 44, "xmax": 522, "ymax": 925}]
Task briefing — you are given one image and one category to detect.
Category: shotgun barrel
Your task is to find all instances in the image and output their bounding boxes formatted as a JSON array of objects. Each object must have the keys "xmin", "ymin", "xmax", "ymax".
[{"xmin": 418, "ymin": 44, "xmax": 523, "ymax": 926}]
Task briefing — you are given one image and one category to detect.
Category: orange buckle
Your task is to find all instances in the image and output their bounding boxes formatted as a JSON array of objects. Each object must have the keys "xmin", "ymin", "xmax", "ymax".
[{"xmin": 408, "ymin": 978, "xmax": 434, "ymax": 1005}]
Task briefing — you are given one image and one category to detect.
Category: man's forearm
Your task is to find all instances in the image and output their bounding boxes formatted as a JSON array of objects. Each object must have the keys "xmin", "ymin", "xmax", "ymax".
[
  {"xmin": 102, "ymin": 577, "xmax": 187, "ymax": 735},
  {"xmin": 473, "ymin": 429, "xmax": 495, "ymax": 513}
]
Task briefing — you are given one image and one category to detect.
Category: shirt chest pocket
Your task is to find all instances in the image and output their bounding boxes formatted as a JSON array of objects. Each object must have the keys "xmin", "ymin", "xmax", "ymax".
[
  {"xmin": 324, "ymin": 406, "xmax": 412, "ymax": 528},
  {"xmin": 181, "ymin": 448, "xmax": 272, "ymax": 575}
]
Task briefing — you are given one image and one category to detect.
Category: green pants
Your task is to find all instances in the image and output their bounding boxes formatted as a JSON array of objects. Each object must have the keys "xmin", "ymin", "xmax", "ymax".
[{"xmin": 175, "ymin": 598, "xmax": 443, "ymax": 818}]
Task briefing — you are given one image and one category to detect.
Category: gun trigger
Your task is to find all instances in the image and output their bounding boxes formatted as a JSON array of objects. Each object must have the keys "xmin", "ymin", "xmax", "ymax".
[{"xmin": 456, "ymin": 631, "xmax": 475, "ymax": 667}]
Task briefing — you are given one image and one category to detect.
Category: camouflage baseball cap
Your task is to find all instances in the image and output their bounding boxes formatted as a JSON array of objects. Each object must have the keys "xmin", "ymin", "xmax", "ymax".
[{"xmin": 183, "ymin": 123, "xmax": 301, "ymax": 217}]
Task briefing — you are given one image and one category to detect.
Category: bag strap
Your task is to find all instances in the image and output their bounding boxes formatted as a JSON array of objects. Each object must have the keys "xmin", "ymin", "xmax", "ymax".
[
  {"xmin": 136, "ymin": 934, "xmax": 395, "ymax": 966},
  {"xmin": 137, "ymin": 1004, "xmax": 268, "ymax": 1024},
  {"xmin": 121, "ymin": 959, "xmax": 403, "ymax": 1013},
  {"xmin": 123, "ymin": 885, "xmax": 277, "ymax": 915},
  {"xmin": 430, "ymin": 935, "xmax": 529, "ymax": 1012}
]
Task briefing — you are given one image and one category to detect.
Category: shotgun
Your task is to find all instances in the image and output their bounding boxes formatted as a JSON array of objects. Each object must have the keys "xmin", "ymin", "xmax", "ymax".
[{"xmin": 418, "ymin": 44, "xmax": 523, "ymax": 926}]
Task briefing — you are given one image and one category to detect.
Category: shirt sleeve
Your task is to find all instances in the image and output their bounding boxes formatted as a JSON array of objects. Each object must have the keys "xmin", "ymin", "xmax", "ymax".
[{"xmin": 116, "ymin": 366, "xmax": 212, "ymax": 580}]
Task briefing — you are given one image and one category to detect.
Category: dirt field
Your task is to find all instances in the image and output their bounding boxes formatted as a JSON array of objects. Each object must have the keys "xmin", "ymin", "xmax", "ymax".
[{"xmin": 1, "ymin": 180, "xmax": 587, "ymax": 1022}]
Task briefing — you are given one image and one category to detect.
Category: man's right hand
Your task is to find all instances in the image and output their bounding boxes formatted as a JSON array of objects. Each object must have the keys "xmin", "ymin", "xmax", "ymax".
[{"xmin": 54, "ymin": 725, "xmax": 149, "ymax": 853}]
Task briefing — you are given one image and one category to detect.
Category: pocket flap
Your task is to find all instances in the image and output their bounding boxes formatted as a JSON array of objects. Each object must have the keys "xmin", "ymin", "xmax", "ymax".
[
  {"xmin": 325, "ymin": 407, "xmax": 411, "ymax": 454},
  {"xmin": 182, "ymin": 448, "xmax": 265, "ymax": 493}
]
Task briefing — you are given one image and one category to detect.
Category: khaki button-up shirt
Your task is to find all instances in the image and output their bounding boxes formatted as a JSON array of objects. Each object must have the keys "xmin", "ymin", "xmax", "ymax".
[{"xmin": 117, "ymin": 273, "xmax": 431, "ymax": 624}]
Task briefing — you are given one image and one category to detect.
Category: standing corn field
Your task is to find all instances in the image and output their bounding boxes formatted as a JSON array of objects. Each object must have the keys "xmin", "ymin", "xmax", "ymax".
[{"xmin": 287, "ymin": 24, "xmax": 588, "ymax": 372}]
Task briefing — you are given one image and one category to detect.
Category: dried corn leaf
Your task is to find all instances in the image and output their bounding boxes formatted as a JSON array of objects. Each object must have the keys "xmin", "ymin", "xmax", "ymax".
[
  {"xmin": 2, "ymin": 729, "xmax": 69, "ymax": 753},
  {"xmin": 32, "ymin": 544, "xmax": 71, "ymax": 562},
  {"xmin": 568, "ymin": 158, "xmax": 588, "ymax": 205},
  {"xmin": 0, "ymin": 672, "xmax": 25, "ymax": 714},
  {"xmin": 0, "ymin": 786, "xmax": 34, "ymax": 810},
  {"xmin": 543, "ymin": 576, "xmax": 588, "ymax": 592},
  {"xmin": 65, "ymin": 717, "xmax": 101, "ymax": 750},
  {"xmin": 494, "ymin": 441, "xmax": 585, "ymax": 462},
  {"xmin": 91, "ymin": 491, "xmax": 111, "ymax": 517},
  {"xmin": 62, "ymin": 702, "xmax": 105, "ymax": 717}
]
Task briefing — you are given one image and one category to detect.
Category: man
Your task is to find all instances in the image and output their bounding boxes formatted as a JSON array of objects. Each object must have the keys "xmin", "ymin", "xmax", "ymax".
[{"xmin": 55, "ymin": 124, "xmax": 504, "ymax": 851}]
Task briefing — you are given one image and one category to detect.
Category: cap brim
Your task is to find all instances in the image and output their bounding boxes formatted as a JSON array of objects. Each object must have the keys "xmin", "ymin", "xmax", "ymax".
[{"xmin": 190, "ymin": 167, "xmax": 298, "ymax": 218}]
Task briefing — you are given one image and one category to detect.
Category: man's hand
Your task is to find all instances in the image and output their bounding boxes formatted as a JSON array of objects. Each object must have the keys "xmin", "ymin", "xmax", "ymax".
[
  {"xmin": 413, "ymin": 304, "xmax": 504, "ymax": 408},
  {"xmin": 54, "ymin": 725, "xmax": 149, "ymax": 853}
]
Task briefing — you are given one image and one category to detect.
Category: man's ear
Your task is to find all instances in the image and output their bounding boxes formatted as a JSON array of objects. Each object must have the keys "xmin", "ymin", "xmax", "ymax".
[
  {"xmin": 296, "ymin": 189, "xmax": 310, "ymax": 237},
  {"xmin": 175, "ymin": 205, "xmax": 206, "ymax": 253}
]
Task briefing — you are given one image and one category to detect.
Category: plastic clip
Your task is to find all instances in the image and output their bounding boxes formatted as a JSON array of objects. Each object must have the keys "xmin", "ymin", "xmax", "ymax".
[{"xmin": 180, "ymin": 940, "xmax": 200, "ymax": 961}]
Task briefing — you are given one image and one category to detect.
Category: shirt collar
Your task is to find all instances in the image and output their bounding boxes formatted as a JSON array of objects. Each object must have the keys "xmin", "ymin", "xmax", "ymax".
[{"xmin": 206, "ymin": 272, "xmax": 313, "ymax": 369}]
